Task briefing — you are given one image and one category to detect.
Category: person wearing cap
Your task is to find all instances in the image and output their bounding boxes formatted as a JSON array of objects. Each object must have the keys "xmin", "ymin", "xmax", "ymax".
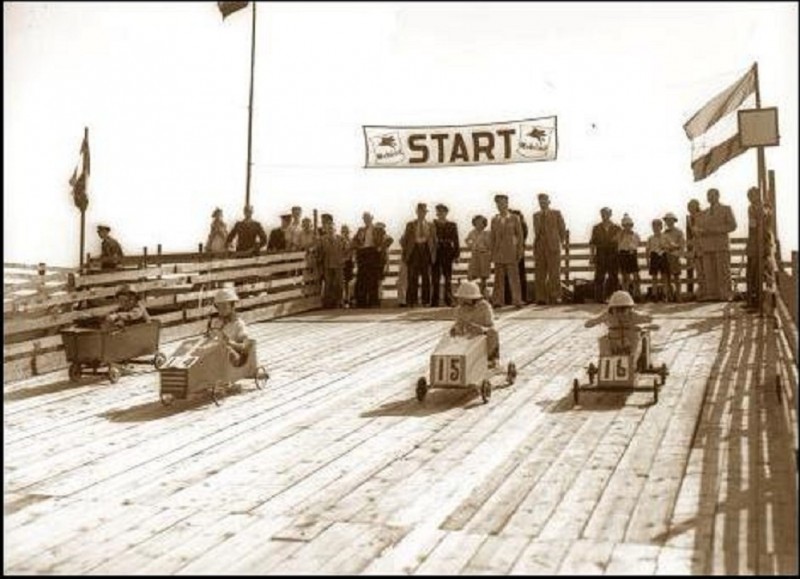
[
  {"xmin": 465, "ymin": 215, "xmax": 491, "ymax": 296},
  {"xmin": 685, "ymin": 198, "xmax": 706, "ymax": 300},
  {"xmin": 745, "ymin": 186, "xmax": 766, "ymax": 309},
  {"xmin": 506, "ymin": 207, "xmax": 530, "ymax": 305},
  {"xmin": 97, "ymin": 224, "xmax": 124, "ymax": 270},
  {"xmin": 352, "ymin": 211, "xmax": 389, "ymax": 307},
  {"xmin": 207, "ymin": 287, "xmax": 251, "ymax": 366},
  {"xmin": 226, "ymin": 205, "xmax": 267, "ymax": 255},
  {"xmin": 532, "ymin": 192, "xmax": 567, "ymax": 305},
  {"xmin": 662, "ymin": 212, "xmax": 686, "ymax": 302},
  {"xmin": 490, "ymin": 193, "xmax": 524, "ymax": 308},
  {"xmin": 339, "ymin": 224, "xmax": 355, "ymax": 307},
  {"xmin": 646, "ymin": 218, "xmax": 668, "ymax": 301},
  {"xmin": 315, "ymin": 214, "xmax": 346, "ymax": 308},
  {"xmin": 450, "ymin": 280, "xmax": 500, "ymax": 367},
  {"xmin": 431, "ymin": 204, "xmax": 460, "ymax": 307},
  {"xmin": 206, "ymin": 207, "xmax": 230, "ymax": 254},
  {"xmin": 617, "ymin": 213, "xmax": 642, "ymax": 301},
  {"xmin": 697, "ymin": 188, "xmax": 737, "ymax": 301},
  {"xmin": 400, "ymin": 203, "xmax": 438, "ymax": 307},
  {"xmin": 106, "ymin": 284, "xmax": 150, "ymax": 328},
  {"xmin": 267, "ymin": 214, "xmax": 292, "ymax": 252},
  {"xmin": 589, "ymin": 207, "xmax": 621, "ymax": 303},
  {"xmin": 585, "ymin": 289, "xmax": 653, "ymax": 361}
]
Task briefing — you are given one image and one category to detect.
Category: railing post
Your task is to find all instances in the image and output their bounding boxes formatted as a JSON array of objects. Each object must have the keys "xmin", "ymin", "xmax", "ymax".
[{"xmin": 142, "ymin": 246, "xmax": 148, "ymax": 268}]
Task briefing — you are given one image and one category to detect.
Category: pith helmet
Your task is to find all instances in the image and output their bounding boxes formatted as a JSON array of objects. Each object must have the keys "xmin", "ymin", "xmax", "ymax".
[
  {"xmin": 608, "ymin": 290, "xmax": 635, "ymax": 308},
  {"xmin": 455, "ymin": 281, "xmax": 482, "ymax": 300},
  {"xmin": 621, "ymin": 213, "xmax": 634, "ymax": 226},
  {"xmin": 214, "ymin": 287, "xmax": 239, "ymax": 304},
  {"xmin": 663, "ymin": 212, "xmax": 678, "ymax": 222}
]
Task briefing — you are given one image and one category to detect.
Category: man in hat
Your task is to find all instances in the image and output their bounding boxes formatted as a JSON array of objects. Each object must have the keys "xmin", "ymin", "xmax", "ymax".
[
  {"xmin": 685, "ymin": 198, "xmax": 706, "ymax": 300},
  {"xmin": 267, "ymin": 214, "xmax": 292, "ymax": 252},
  {"xmin": 352, "ymin": 211, "xmax": 390, "ymax": 307},
  {"xmin": 316, "ymin": 213, "xmax": 346, "ymax": 308},
  {"xmin": 226, "ymin": 205, "xmax": 267, "ymax": 255},
  {"xmin": 745, "ymin": 186, "xmax": 765, "ymax": 309},
  {"xmin": 287, "ymin": 206, "xmax": 304, "ymax": 250},
  {"xmin": 208, "ymin": 287, "xmax": 251, "ymax": 366},
  {"xmin": 106, "ymin": 284, "xmax": 150, "ymax": 328},
  {"xmin": 697, "ymin": 188, "xmax": 737, "ymax": 301},
  {"xmin": 532, "ymin": 192, "xmax": 567, "ymax": 305},
  {"xmin": 662, "ymin": 211, "xmax": 686, "ymax": 302},
  {"xmin": 97, "ymin": 224, "xmax": 124, "ymax": 270},
  {"xmin": 431, "ymin": 203, "xmax": 460, "ymax": 307},
  {"xmin": 589, "ymin": 207, "xmax": 621, "ymax": 303},
  {"xmin": 506, "ymin": 207, "xmax": 529, "ymax": 305},
  {"xmin": 490, "ymin": 193, "xmax": 524, "ymax": 308},
  {"xmin": 400, "ymin": 203, "xmax": 438, "ymax": 307}
]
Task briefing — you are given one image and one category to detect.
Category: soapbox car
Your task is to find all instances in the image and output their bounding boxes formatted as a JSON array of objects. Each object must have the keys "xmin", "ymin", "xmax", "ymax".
[
  {"xmin": 158, "ymin": 332, "xmax": 268, "ymax": 406},
  {"xmin": 415, "ymin": 333, "xmax": 516, "ymax": 404},
  {"xmin": 572, "ymin": 325, "xmax": 668, "ymax": 404},
  {"xmin": 61, "ymin": 320, "xmax": 166, "ymax": 383}
]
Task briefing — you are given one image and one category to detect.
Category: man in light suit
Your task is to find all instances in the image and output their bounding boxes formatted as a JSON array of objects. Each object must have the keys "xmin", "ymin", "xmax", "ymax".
[
  {"xmin": 532, "ymin": 192, "xmax": 567, "ymax": 305},
  {"xmin": 400, "ymin": 203, "xmax": 438, "ymax": 307},
  {"xmin": 490, "ymin": 193, "xmax": 524, "ymax": 308},
  {"xmin": 698, "ymin": 188, "xmax": 737, "ymax": 301}
]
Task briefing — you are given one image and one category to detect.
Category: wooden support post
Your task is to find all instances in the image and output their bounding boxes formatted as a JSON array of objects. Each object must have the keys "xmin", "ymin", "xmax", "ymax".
[{"xmin": 143, "ymin": 246, "xmax": 148, "ymax": 268}]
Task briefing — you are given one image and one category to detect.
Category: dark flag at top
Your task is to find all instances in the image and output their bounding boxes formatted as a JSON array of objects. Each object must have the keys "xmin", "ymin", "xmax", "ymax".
[
  {"xmin": 218, "ymin": 1, "xmax": 249, "ymax": 19},
  {"xmin": 69, "ymin": 128, "xmax": 90, "ymax": 212}
]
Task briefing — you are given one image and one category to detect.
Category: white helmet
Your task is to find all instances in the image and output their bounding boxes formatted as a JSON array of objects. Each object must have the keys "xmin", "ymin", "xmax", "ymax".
[
  {"xmin": 455, "ymin": 281, "xmax": 482, "ymax": 300},
  {"xmin": 608, "ymin": 290, "xmax": 635, "ymax": 308},
  {"xmin": 213, "ymin": 287, "xmax": 239, "ymax": 304}
]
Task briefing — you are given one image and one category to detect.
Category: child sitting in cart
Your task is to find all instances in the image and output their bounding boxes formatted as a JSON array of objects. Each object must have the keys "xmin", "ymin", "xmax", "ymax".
[
  {"xmin": 450, "ymin": 280, "xmax": 500, "ymax": 367},
  {"xmin": 207, "ymin": 287, "xmax": 251, "ymax": 366},
  {"xmin": 584, "ymin": 290, "xmax": 654, "ymax": 362},
  {"xmin": 105, "ymin": 284, "xmax": 150, "ymax": 328}
]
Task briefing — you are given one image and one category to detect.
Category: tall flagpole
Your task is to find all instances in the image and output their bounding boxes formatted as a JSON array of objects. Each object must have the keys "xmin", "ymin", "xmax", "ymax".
[
  {"xmin": 244, "ymin": 2, "xmax": 257, "ymax": 209},
  {"xmin": 79, "ymin": 126, "xmax": 88, "ymax": 273}
]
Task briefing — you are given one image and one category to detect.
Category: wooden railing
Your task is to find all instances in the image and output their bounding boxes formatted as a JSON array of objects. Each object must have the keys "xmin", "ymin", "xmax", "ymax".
[
  {"xmin": 378, "ymin": 235, "xmax": 750, "ymax": 302},
  {"xmin": 773, "ymin": 250, "xmax": 798, "ymax": 472},
  {"xmin": 3, "ymin": 252, "xmax": 320, "ymax": 383}
]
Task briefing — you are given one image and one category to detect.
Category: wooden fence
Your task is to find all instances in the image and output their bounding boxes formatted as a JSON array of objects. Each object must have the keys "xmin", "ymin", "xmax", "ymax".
[{"xmin": 3, "ymin": 252, "xmax": 320, "ymax": 383}]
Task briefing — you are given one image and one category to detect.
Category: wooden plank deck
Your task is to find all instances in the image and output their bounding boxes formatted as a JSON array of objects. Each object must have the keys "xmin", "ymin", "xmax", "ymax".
[{"xmin": 3, "ymin": 303, "xmax": 797, "ymax": 574}]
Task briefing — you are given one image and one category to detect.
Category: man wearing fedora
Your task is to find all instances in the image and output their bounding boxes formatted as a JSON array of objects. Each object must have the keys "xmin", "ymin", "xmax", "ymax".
[
  {"xmin": 106, "ymin": 284, "xmax": 149, "ymax": 328},
  {"xmin": 400, "ymin": 203, "xmax": 438, "ymax": 308},
  {"xmin": 208, "ymin": 287, "xmax": 251, "ymax": 366},
  {"xmin": 97, "ymin": 224, "xmax": 124, "ymax": 270},
  {"xmin": 532, "ymin": 192, "xmax": 567, "ymax": 305},
  {"xmin": 490, "ymin": 193, "xmax": 524, "ymax": 308},
  {"xmin": 431, "ymin": 203, "xmax": 460, "ymax": 307}
]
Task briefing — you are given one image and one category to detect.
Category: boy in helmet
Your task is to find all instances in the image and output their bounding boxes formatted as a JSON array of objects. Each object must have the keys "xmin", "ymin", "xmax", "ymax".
[
  {"xmin": 105, "ymin": 284, "xmax": 150, "ymax": 328},
  {"xmin": 585, "ymin": 289, "xmax": 653, "ymax": 362},
  {"xmin": 450, "ymin": 280, "xmax": 500, "ymax": 367},
  {"xmin": 208, "ymin": 287, "xmax": 251, "ymax": 366}
]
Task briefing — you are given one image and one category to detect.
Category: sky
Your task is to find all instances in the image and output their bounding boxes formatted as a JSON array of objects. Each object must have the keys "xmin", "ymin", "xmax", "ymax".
[{"xmin": 4, "ymin": 1, "xmax": 798, "ymax": 267}]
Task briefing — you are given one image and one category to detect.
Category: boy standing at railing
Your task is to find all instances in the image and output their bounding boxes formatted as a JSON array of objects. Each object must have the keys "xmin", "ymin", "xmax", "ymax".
[
  {"xmin": 617, "ymin": 213, "xmax": 641, "ymax": 302},
  {"xmin": 662, "ymin": 212, "xmax": 686, "ymax": 302},
  {"xmin": 647, "ymin": 219, "xmax": 668, "ymax": 302}
]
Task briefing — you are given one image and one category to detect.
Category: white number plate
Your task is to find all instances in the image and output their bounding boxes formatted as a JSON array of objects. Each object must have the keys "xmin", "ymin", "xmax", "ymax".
[
  {"xmin": 433, "ymin": 356, "xmax": 463, "ymax": 385},
  {"xmin": 598, "ymin": 356, "xmax": 630, "ymax": 383}
]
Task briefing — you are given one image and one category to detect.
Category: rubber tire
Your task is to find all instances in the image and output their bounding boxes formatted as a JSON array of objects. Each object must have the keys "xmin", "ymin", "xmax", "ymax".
[
  {"xmin": 160, "ymin": 392, "xmax": 174, "ymax": 407},
  {"xmin": 573, "ymin": 378, "xmax": 580, "ymax": 405},
  {"xmin": 108, "ymin": 366, "xmax": 121, "ymax": 384},
  {"xmin": 653, "ymin": 381, "xmax": 659, "ymax": 404},
  {"xmin": 154, "ymin": 352, "xmax": 167, "ymax": 369},
  {"xmin": 255, "ymin": 366, "xmax": 269, "ymax": 389},
  {"xmin": 507, "ymin": 361, "xmax": 517, "ymax": 385},
  {"xmin": 416, "ymin": 377, "xmax": 428, "ymax": 402},
  {"xmin": 68, "ymin": 362, "xmax": 82, "ymax": 383},
  {"xmin": 480, "ymin": 379, "xmax": 492, "ymax": 404}
]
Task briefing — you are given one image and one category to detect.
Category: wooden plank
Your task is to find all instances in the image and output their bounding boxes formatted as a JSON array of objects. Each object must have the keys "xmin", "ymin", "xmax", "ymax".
[
  {"xmin": 73, "ymin": 266, "xmax": 165, "ymax": 288},
  {"xmin": 413, "ymin": 531, "xmax": 486, "ymax": 575},
  {"xmin": 509, "ymin": 538, "xmax": 573, "ymax": 574}
]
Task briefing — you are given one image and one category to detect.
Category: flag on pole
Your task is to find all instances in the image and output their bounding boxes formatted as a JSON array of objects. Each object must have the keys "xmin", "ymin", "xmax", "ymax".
[
  {"xmin": 218, "ymin": 1, "xmax": 249, "ymax": 19},
  {"xmin": 69, "ymin": 128, "xmax": 90, "ymax": 212},
  {"xmin": 683, "ymin": 64, "xmax": 758, "ymax": 181}
]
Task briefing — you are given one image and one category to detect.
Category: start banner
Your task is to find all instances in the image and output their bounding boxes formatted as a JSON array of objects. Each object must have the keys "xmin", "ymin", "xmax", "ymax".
[{"xmin": 363, "ymin": 116, "xmax": 557, "ymax": 169}]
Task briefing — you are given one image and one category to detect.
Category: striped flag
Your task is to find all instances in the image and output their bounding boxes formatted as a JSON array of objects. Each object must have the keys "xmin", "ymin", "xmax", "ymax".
[
  {"xmin": 69, "ymin": 128, "xmax": 90, "ymax": 212},
  {"xmin": 683, "ymin": 64, "xmax": 757, "ymax": 181},
  {"xmin": 218, "ymin": 1, "xmax": 249, "ymax": 19}
]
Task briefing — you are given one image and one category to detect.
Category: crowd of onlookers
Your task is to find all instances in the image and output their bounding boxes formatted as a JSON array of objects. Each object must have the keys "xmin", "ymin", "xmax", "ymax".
[{"xmin": 96, "ymin": 185, "xmax": 768, "ymax": 311}]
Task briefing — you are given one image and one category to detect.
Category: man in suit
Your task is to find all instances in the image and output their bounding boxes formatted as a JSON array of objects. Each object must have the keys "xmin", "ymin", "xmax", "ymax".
[
  {"xmin": 490, "ymin": 193, "xmax": 524, "ymax": 308},
  {"xmin": 352, "ymin": 211, "xmax": 389, "ymax": 308},
  {"xmin": 504, "ymin": 208, "xmax": 529, "ymax": 305},
  {"xmin": 431, "ymin": 203, "xmax": 460, "ymax": 307},
  {"xmin": 589, "ymin": 207, "xmax": 621, "ymax": 303},
  {"xmin": 227, "ymin": 205, "xmax": 268, "ymax": 255},
  {"xmin": 698, "ymin": 188, "xmax": 737, "ymax": 301},
  {"xmin": 316, "ymin": 213, "xmax": 346, "ymax": 309},
  {"xmin": 532, "ymin": 192, "xmax": 567, "ymax": 305},
  {"xmin": 97, "ymin": 224, "xmax": 123, "ymax": 270},
  {"xmin": 266, "ymin": 213, "xmax": 291, "ymax": 252},
  {"xmin": 400, "ymin": 203, "xmax": 437, "ymax": 307}
]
